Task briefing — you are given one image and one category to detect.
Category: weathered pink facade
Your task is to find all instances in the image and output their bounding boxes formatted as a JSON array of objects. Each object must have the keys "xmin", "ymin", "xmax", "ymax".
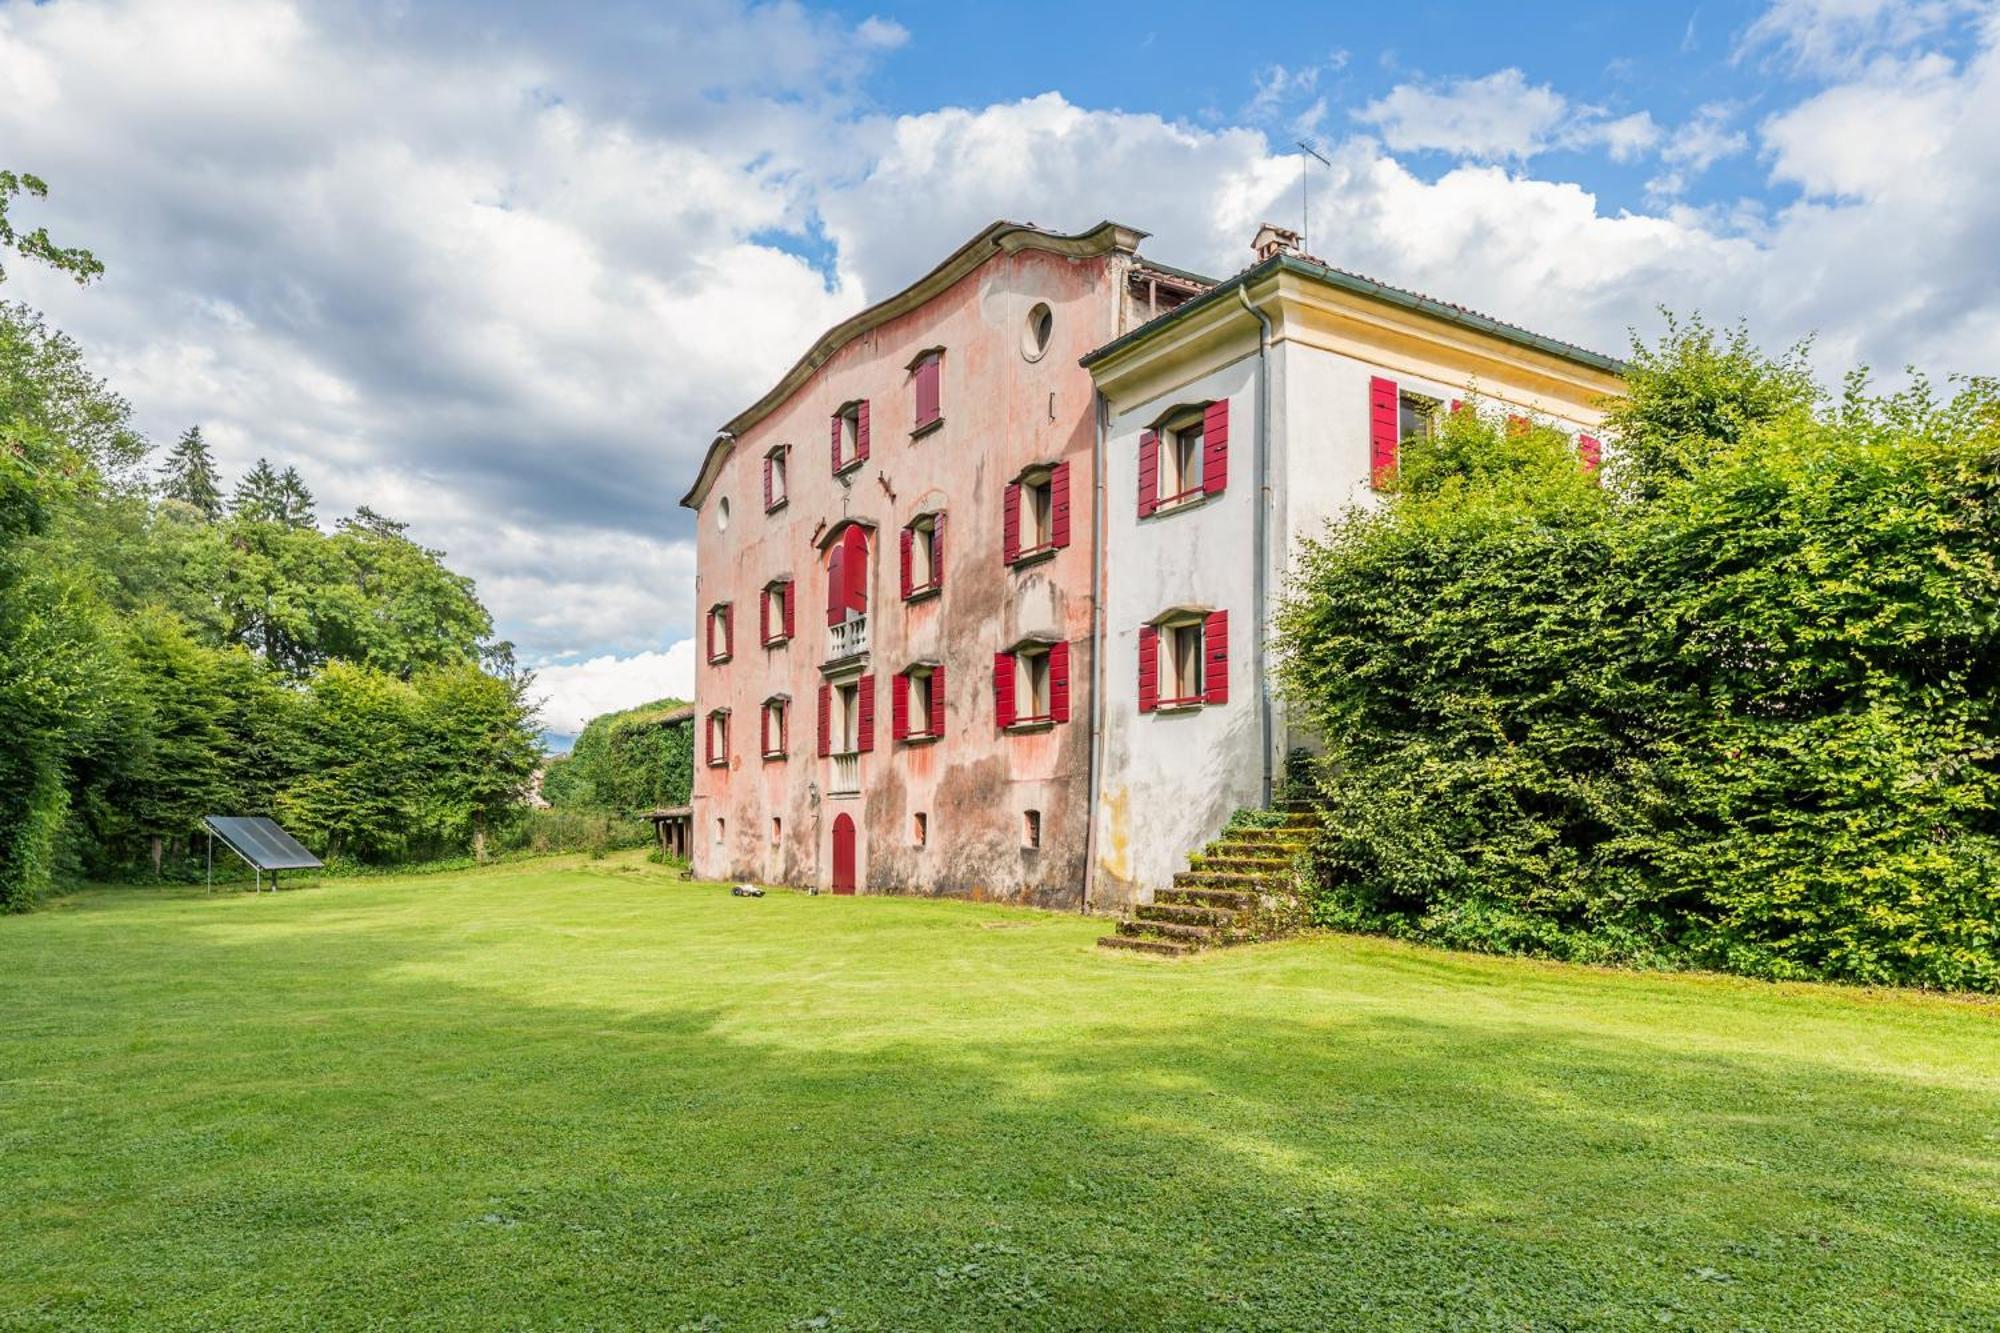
[{"xmin": 682, "ymin": 221, "xmax": 1181, "ymax": 906}]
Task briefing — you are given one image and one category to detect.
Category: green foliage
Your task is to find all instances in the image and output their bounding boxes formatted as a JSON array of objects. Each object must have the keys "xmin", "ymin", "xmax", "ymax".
[
  {"xmin": 0, "ymin": 169, "xmax": 102, "ymax": 286},
  {"xmin": 0, "ymin": 229, "xmax": 539, "ymax": 901},
  {"xmin": 489, "ymin": 807, "xmax": 655, "ymax": 857},
  {"xmin": 158, "ymin": 426, "xmax": 222, "ymax": 520},
  {"xmin": 546, "ymin": 697, "xmax": 693, "ymax": 814},
  {"xmin": 1278, "ymin": 338, "xmax": 2000, "ymax": 991}
]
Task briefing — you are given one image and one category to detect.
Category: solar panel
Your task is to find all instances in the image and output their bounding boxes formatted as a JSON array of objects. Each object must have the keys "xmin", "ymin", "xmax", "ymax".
[{"xmin": 202, "ymin": 816, "xmax": 324, "ymax": 870}]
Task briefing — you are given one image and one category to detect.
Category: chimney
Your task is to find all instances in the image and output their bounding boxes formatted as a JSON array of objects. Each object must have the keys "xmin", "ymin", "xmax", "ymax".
[{"xmin": 1252, "ymin": 223, "xmax": 1301, "ymax": 263}]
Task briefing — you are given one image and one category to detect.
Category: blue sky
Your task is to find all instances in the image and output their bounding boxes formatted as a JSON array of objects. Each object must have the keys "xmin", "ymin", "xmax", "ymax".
[{"xmin": 4, "ymin": 0, "xmax": 1997, "ymax": 730}]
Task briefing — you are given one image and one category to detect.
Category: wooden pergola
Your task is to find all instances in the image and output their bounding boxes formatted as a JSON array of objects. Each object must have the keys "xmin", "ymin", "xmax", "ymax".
[{"xmin": 647, "ymin": 806, "xmax": 692, "ymax": 859}]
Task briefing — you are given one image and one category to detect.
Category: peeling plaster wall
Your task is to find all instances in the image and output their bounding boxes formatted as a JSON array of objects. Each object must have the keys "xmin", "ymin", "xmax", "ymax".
[{"xmin": 690, "ymin": 245, "xmax": 1124, "ymax": 906}]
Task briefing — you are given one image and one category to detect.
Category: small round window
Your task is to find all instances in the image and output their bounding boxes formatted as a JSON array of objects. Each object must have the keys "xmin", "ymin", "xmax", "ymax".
[
  {"xmin": 1023, "ymin": 302, "xmax": 1054, "ymax": 361},
  {"xmin": 717, "ymin": 496, "xmax": 732, "ymax": 532}
]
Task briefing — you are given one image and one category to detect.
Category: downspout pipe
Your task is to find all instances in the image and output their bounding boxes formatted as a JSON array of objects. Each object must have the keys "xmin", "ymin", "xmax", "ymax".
[
  {"xmin": 1082, "ymin": 384, "xmax": 1108, "ymax": 914},
  {"xmin": 1235, "ymin": 284, "xmax": 1276, "ymax": 808}
]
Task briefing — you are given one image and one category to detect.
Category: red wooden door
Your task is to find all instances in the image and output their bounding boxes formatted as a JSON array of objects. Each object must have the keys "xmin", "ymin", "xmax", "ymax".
[{"xmin": 831, "ymin": 813, "xmax": 856, "ymax": 895}]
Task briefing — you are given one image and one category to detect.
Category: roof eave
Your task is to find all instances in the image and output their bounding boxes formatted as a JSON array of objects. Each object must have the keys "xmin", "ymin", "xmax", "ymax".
[
  {"xmin": 1083, "ymin": 253, "xmax": 1627, "ymax": 377},
  {"xmin": 680, "ymin": 218, "xmax": 1148, "ymax": 510}
]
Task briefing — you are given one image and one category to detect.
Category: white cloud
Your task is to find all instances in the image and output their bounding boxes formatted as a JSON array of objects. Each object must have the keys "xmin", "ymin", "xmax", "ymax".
[
  {"xmin": 1737, "ymin": 0, "xmax": 1983, "ymax": 75},
  {"xmin": 532, "ymin": 645, "xmax": 696, "ymax": 736},
  {"xmin": 1647, "ymin": 102, "xmax": 1752, "ymax": 197},
  {"xmin": 1353, "ymin": 68, "xmax": 1663, "ymax": 164},
  {"xmin": 1354, "ymin": 69, "xmax": 1571, "ymax": 160}
]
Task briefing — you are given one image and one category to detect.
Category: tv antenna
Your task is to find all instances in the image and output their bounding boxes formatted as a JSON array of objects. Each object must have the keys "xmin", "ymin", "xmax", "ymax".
[{"xmin": 1295, "ymin": 139, "xmax": 1329, "ymax": 255}]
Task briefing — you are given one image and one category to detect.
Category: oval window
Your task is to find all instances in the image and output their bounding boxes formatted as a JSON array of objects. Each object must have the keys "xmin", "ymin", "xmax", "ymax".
[
  {"xmin": 1023, "ymin": 302, "xmax": 1054, "ymax": 361},
  {"xmin": 717, "ymin": 496, "xmax": 732, "ymax": 532}
]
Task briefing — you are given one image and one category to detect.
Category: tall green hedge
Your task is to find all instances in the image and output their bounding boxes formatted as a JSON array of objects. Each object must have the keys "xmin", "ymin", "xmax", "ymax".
[
  {"xmin": 544, "ymin": 698, "xmax": 691, "ymax": 814},
  {"xmin": 1277, "ymin": 321, "xmax": 2000, "ymax": 991}
]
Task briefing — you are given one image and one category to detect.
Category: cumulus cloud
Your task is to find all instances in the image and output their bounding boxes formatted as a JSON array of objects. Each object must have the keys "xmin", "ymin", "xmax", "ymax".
[
  {"xmin": 532, "ymin": 645, "xmax": 696, "ymax": 736},
  {"xmin": 1354, "ymin": 69, "xmax": 1571, "ymax": 160},
  {"xmin": 1353, "ymin": 68, "xmax": 1663, "ymax": 164}
]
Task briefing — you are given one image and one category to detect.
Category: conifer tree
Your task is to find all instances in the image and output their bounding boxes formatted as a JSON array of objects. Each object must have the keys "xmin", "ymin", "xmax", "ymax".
[
  {"xmin": 158, "ymin": 426, "xmax": 223, "ymax": 520},
  {"xmin": 230, "ymin": 457, "xmax": 284, "ymax": 522},
  {"xmin": 275, "ymin": 465, "xmax": 316, "ymax": 529}
]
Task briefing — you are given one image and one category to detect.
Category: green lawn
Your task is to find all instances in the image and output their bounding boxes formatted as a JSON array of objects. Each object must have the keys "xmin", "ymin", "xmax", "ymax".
[{"xmin": 3, "ymin": 855, "xmax": 1996, "ymax": 1331}]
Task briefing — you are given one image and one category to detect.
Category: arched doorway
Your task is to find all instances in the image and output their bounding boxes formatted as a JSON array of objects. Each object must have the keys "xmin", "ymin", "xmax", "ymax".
[{"xmin": 831, "ymin": 813, "xmax": 857, "ymax": 895}]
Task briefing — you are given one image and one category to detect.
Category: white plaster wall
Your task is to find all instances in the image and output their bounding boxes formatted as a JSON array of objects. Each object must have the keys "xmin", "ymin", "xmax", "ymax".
[
  {"xmin": 1092, "ymin": 354, "xmax": 1267, "ymax": 906},
  {"xmin": 1279, "ymin": 352, "xmax": 1604, "ymax": 552}
]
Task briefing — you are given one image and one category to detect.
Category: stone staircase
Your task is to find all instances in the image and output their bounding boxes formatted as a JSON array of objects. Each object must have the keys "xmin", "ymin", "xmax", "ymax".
[{"xmin": 1098, "ymin": 801, "xmax": 1315, "ymax": 957}]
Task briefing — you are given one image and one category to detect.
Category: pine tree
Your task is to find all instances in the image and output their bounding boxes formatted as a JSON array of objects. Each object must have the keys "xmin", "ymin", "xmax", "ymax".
[
  {"xmin": 158, "ymin": 426, "xmax": 223, "ymax": 520},
  {"xmin": 275, "ymin": 466, "xmax": 316, "ymax": 529},
  {"xmin": 230, "ymin": 457, "xmax": 285, "ymax": 523}
]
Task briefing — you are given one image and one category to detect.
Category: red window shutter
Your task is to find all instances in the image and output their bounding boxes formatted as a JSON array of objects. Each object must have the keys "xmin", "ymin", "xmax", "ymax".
[
  {"xmin": 706, "ymin": 609, "xmax": 715, "ymax": 659},
  {"xmin": 857, "ymin": 674, "xmax": 875, "ymax": 752},
  {"xmin": 704, "ymin": 715, "xmax": 713, "ymax": 765},
  {"xmin": 1204, "ymin": 610, "xmax": 1229, "ymax": 705},
  {"xmin": 842, "ymin": 525, "xmax": 868, "ymax": 616},
  {"xmin": 826, "ymin": 540, "xmax": 845, "ymax": 627},
  {"xmin": 760, "ymin": 705, "xmax": 770, "ymax": 756},
  {"xmin": 932, "ymin": 514, "xmax": 945, "ymax": 590},
  {"xmin": 721, "ymin": 605, "xmax": 731, "ymax": 657},
  {"xmin": 763, "ymin": 455, "xmax": 773, "ymax": 510},
  {"xmin": 776, "ymin": 704, "xmax": 786, "ymax": 753},
  {"xmin": 993, "ymin": 651, "xmax": 1016, "ymax": 728},
  {"xmin": 891, "ymin": 672, "xmax": 909, "ymax": 741},
  {"xmin": 1138, "ymin": 624, "xmax": 1159, "ymax": 713},
  {"xmin": 1202, "ymin": 400, "xmax": 1229, "ymax": 496},
  {"xmin": 1050, "ymin": 461, "xmax": 1071, "ymax": 549},
  {"xmin": 1049, "ymin": 640, "xmax": 1070, "ymax": 723},
  {"xmin": 783, "ymin": 583, "xmax": 795, "ymax": 639},
  {"xmin": 1002, "ymin": 483, "xmax": 1021, "ymax": 564},
  {"xmin": 759, "ymin": 588, "xmax": 771, "ymax": 645},
  {"xmin": 856, "ymin": 400, "xmax": 871, "ymax": 463},
  {"xmin": 1138, "ymin": 429, "xmax": 1160, "ymax": 518},
  {"xmin": 900, "ymin": 527, "xmax": 914, "ymax": 600},
  {"xmin": 817, "ymin": 684, "xmax": 831, "ymax": 757},
  {"xmin": 915, "ymin": 354, "xmax": 940, "ymax": 428},
  {"xmin": 1369, "ymin": 376, "xmax": 1398, "ymax": 489},
  {"xmin": 830, "ymin": 411, "xmax": 843, "ymax": 470},
  {"xmin": 930, "ymin": 665, "xmax": 946, "ymax": 737},
  {"xmin": 1578, "ymin": 433, "xmax": 1602, "ymax": 473}
]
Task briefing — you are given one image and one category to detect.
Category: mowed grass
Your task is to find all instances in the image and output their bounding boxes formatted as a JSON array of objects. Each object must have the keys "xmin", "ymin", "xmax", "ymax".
[{"xmin": 2, "ymin": 855, "xmax": 1996, "ymax": 1331}]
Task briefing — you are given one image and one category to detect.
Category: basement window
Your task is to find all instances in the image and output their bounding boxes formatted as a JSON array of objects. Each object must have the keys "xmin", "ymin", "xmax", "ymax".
[
  {"xmin": 1023, "ymin": 810, "xmax": 1041, "ymax": 849},
  {"xmin": 771, "ymin": 816, "xmax": 782, "ymax": 844},
  {"xmin": 912, "ymin": 812, "xmax": 927, "ymax": 847}
]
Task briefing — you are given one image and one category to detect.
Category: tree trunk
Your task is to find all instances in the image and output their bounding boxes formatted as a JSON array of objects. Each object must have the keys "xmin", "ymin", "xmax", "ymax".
[
  {"xmin": 472, "ymin": 820, "xmax": 487, "ymax": 864},
  {"xmin": 149, "ymin": 835, "xmax": 163, "ymax": 878}
]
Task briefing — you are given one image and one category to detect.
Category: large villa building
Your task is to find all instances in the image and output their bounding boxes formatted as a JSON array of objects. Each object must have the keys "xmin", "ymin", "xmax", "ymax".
[{"xmin": 681, "ymin": 220, "xmax": 1624, "ymax": 910}]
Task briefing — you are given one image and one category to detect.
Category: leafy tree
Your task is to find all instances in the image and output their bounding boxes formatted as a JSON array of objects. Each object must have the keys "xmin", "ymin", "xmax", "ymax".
[
  {"xmin": 0, "ymin": 301, "xmax": 145, "ymax": 486},
  {"xmin": 413, "ymin": 664, "xmax": 540, "ymax": 859},
  {"xmin": 0, "ymin": 169, "xmax": 102, "ymax": 286},
  {"xmin": 279, "ymin": 663, "xmax": 424, "ymax": 861},
  {"xmin": 159, "ymin": 426, "xmax": 223, "ymax": 520}
]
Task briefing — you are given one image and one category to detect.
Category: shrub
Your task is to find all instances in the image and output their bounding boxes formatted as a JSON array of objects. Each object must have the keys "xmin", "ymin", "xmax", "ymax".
[{"xmin": 1277, "ymin": 325, "xmax": 2000, "ymax": 991}]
